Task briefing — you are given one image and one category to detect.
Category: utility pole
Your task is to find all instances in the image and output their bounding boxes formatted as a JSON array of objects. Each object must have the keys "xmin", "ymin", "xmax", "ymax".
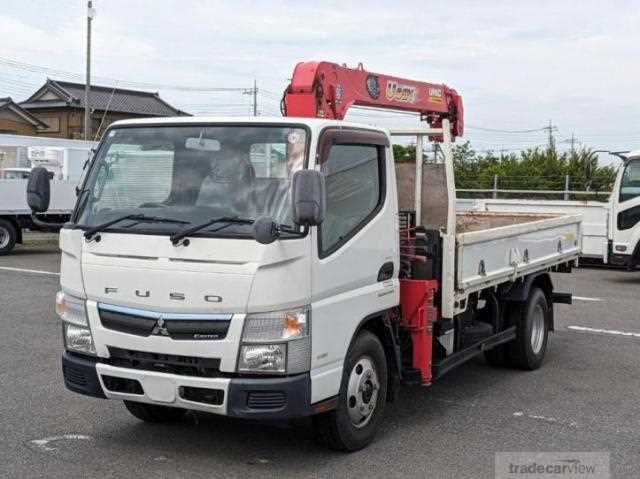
[
  {"xmin": 252, "ymin": 79, "xmax": 258, "ymax": 116},
  {"xmin": 544, "ymin": 119, "xmax": 556, "ymax": 151},
  {"xmin": 243, "ymin": 79, "xmax": 258, "ymax": 116},
  {"xmin": 569, "ymin": 133, "xmax": 576, "ymax": 153},
  {"xmin": 84, "ymin": 1, "xmax": 94, "ymax": 140}
]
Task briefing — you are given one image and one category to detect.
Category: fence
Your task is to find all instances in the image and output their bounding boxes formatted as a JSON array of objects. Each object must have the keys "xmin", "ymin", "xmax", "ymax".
[{"xmin": 456, "ymin": 174, "xmax": 612, "ymax": 200}]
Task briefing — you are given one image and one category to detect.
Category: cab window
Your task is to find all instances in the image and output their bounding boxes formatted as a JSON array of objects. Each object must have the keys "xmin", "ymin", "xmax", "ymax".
[
  {"xmin": 620, "ymin": 161, "xmax": 640, "ymax": 202},
  {"xmin": 319, "ymin": 143, "xmax": 384, "ymax": 256}
]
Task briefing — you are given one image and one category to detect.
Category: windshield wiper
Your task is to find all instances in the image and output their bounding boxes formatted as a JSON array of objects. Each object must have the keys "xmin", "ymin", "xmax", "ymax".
[
  {"xmin": 170, "ymin": 216, "xmax": 254, "ymax": 245},
  {"xmin": 84, "ymin": 214, "xmax": 189, "ymax": 240}
]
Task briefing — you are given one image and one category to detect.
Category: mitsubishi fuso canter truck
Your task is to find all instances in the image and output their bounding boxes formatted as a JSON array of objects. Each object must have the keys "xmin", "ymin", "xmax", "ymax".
[{"xmin": 26, "ymin": 61, "xmax": 580, "ymax": 451}]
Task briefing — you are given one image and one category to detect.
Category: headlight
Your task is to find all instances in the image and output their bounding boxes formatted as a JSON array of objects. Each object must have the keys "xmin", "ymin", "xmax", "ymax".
[
  {"xmin": 237, "ymin": 306, "xmax": 310, "ymax": 374},
  {"xmin": 238, "ymin": 344, "xmax": 286, "ymax": 373},
  {"xmin": 63, "ymin": 323, "xmax": 96, "ymax": 355},
  {"xmin": 57, "ymin": 291, "xmax": 95, "ymax": 355}
]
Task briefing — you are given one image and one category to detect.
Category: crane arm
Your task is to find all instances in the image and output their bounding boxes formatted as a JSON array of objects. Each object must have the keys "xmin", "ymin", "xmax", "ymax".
[{"xmin": 282, "ymin": 61, "xmax": 463, "ymax": 138}]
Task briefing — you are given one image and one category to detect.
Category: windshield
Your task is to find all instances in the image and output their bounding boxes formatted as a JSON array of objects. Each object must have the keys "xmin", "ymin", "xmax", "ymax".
[
  {"xmin": 75, "ymin": 125, "xmax": 307, "ymax": 237},
  {"xmin": 620, "ymin": 160, "xmax": 640, "ymax": 202}
]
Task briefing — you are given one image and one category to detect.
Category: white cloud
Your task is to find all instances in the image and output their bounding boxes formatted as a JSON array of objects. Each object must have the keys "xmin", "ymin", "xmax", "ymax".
[{"xmin": 0, "ymin": 0, "xmax": 638, "ymax": 150}]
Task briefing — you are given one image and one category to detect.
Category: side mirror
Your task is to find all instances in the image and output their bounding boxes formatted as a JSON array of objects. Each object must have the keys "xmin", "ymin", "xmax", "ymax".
[
  {"xmin": 291, "ymin": 170, "xmax": 326, "ymax": 226},
  {"xmin": 253, "ymin": 216, "xmax": 279, "ymax": 245},
  {"xmin": 26, "ymin": 166, "xmax": 51, "ymax": 213}
]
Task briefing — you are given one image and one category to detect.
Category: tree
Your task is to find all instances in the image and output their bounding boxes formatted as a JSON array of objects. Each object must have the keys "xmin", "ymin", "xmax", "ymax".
[
  {"xmin": 395, "ymin": 141, "xmax": 618, "ymax": 200},
  {"xmin": 392, "ymin": 144, "xmax": 415, "ymax": 163}
]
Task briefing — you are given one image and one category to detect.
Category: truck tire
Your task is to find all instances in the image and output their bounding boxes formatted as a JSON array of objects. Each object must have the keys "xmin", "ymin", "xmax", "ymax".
[
  {"xmin": 314, "ymin": 330, "xmax": 388, "ymax": 451},
  {"xmin": 507, "ymin": 287, "xmax": 549, "ymax": 370},
  {"xmin": 0, "ymin": 219, "xmax": 17, "ymax": 255},
  {"xmin": 123, "ymin": 401, "xmax": 186, "ymax": 422}
]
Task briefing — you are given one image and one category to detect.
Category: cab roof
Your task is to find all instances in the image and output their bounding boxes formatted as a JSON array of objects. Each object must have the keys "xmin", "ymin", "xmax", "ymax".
[{"xmin": 108, "ymin": 115, "xmax": 389, "ymax": 135}]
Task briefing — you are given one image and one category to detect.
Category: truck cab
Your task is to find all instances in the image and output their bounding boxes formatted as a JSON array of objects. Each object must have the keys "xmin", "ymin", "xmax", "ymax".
[
  {"xmin": 43, "ymin": 117, "xmax": 398, "ymax": 428},
  {"xmin": 609, "ymin": 150, "xmax": 640, "ymax": 268}
]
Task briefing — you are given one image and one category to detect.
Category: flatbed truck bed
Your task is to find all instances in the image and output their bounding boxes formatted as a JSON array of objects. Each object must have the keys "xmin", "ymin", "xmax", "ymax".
[{"xmin": 455, "ymin": 211, "xmax": 581, "ymax": 293}]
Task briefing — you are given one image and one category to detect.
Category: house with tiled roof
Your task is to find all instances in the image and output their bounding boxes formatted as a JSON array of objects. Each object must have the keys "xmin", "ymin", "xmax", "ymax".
[
  {"xmin": 19, "ymin": 79, "xmax": 188, "ymax": 140},
  {"xmin": 0, "ymin": 97, "xmax": 49, "ymax": 136}
]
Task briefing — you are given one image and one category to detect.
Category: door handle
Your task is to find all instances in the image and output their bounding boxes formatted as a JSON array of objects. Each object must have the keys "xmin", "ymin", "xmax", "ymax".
[{"xmin": 377, "ymin": 262, "xmax": 394, "ymax": 281}]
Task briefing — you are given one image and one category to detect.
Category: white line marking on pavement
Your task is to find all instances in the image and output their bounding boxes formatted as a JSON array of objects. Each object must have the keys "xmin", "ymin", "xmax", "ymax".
[
  {"xmin": 572, "ymin": 296, "xmax": 602, "ymax": 302},
  {"xmin": 30, "ymin": 434, "xmax": 91, "ymax": 452},
  {"xmin": 0, "ymin": 266, "xmax": 59, "ymax": 276},
  {"xmin": 513, "ymin": 411, "xmax": 577, "ymax": 427},
  {"xmin": 568, "ymin": 325, "xmax": 640, "ymax": 338}
]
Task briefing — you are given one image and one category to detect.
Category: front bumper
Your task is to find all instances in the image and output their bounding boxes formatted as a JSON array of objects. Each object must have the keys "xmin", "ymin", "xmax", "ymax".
[
  {"xmin": 62, "ymin": 352, "xmax": 312, "ymax": 419},
  {"xmin": 608, "ymin": 252, "xmax": 632, "ymax": 268}
]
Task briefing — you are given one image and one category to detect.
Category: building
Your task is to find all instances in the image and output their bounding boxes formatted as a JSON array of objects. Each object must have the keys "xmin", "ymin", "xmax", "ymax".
[
  {"xmin": 18, "ymin": 79, "xmax": 187, "ymax": 140},
  {"xmin": 0, "ymin": 97, "xmax": 49, "ymax": 136}
]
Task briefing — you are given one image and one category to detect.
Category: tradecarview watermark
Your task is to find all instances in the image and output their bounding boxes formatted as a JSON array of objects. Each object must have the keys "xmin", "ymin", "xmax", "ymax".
[{"xmin": 495, "ymin": 452, "xmax": 610, "ymax": 479}]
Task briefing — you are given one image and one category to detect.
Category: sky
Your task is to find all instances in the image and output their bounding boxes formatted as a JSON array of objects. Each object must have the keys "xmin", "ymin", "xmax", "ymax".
[{"xmin": 1, "ymin": 0, "xmax": 639, "ymax": 162}]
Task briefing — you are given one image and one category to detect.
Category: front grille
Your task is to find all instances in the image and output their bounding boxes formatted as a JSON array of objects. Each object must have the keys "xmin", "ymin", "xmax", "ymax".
[
  {"xmin": 105, "ymin": 347, "xmax": 221, "ymax": 378},
  {"xmin": 98, "ymin": 305, "xmax": 231, "ymax": 340},
  {"xmin": 247, "ymin": 391, "xmax": 287, "ymax": 410},
  {"xmin": 163, "ymin": 319, "xmax": 230, "ymax": 340},
  {"xmin": 99, "ymin": 309, "xmax": 156, "ymax": 336}
]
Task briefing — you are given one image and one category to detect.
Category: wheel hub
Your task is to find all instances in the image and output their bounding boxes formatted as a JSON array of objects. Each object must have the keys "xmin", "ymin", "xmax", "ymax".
[
  {"xmin": 0, "ymin": 227, "xmax": 9, "ymax": 249},
  {"xmin": 346, "ymin": 356, "xmax": 380, "ymax": 428},
  {"xmin": 530, "ymin": 304, "xmax": 546, "ymax": 354}
]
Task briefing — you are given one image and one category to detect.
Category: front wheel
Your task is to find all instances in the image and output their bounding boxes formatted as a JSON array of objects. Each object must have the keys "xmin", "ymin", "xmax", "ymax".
[
  {"xmin": 314, "ymin": 330, "xmax": 388, "ymax": 451},
  {"xmin": 0, "ymin": 219, "xmax": 17, "ymax": 255}
]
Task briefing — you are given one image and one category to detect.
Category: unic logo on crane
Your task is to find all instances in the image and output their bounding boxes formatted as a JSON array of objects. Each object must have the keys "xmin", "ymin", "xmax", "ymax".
[
  {"xmin": 385, "ymin": 80, "xmax": 417, "ymax": 103},
  {"xmin": 428, "ymin": 87, "xmax": 444, "ymax": 104}
]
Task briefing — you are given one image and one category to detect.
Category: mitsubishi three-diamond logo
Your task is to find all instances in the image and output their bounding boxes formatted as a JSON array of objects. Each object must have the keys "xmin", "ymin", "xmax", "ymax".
[{"xmin": 151, "ymin": 317, "xmax": 170, "ymax": 336}]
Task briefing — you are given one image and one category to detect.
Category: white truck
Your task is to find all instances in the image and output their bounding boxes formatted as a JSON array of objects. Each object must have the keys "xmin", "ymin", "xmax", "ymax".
[
  {"xmin": 0, "ymin": 176, "xmax": 80, "ymax": 254},
  {"xmin": 27, "ymin": 62, "xmax": 580, "ymax": 451},
  {"xmin": 0, "ymin": 136, "xmax": 94, "ymax": 254},
  {"xmin": 459, "ymin": 150, "xmax": 640, "ymax": 269}
]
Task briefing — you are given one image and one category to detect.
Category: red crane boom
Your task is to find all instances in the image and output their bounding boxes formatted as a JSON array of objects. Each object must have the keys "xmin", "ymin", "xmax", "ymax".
[{"xmin": 282, "ymin": 61, "xmax": 463, "ymax": 138}]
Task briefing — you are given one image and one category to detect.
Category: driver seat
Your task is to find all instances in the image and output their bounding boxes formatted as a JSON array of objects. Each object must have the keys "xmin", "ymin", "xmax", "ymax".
[{"xmin": 196, "ymin": 156, "xmax": 257, "ymax": 217}]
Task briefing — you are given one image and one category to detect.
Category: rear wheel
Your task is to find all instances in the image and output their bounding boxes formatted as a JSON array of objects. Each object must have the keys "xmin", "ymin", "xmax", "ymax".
[
  {"xmin": 314, "ymin": 330, "xmax": 388, "ymax": 451},
  {"xmin": 0, "ymin": 219, "xmax": 17, "ymax": 255},
  {"xmin": 123, "ymin": 401, "xmax": 186, "ymax": 422},
  {"xmin": 508, "ymin": 287, "xmax": 550, "ymax": 370}
]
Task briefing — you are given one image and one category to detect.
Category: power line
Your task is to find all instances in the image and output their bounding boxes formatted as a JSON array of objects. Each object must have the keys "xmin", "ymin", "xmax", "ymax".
[
  {"xmin": 466, "ymin": 125, "xmax": 549, "ymax": 133},
  {"xmin": 0, "ymin": 56, "xmax": 251, "ymax": 92},
  {"xmin": 349, "ymin": 106, "xmax": 557, "ymax": 136}
]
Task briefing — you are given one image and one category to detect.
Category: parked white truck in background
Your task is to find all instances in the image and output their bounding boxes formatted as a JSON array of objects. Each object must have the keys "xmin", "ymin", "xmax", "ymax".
[
  {"xmin": 26, "ymin": 63, "xmax": 581, "ymax": 450},
  {"xmin": 0, "ymin": 134, "xmax": 94, "ymax": 254},
  {"xmin": 27, "ymin": 145, "xmax": 87, "ymax": 182},
  {"xmin": 459, "ymin": 150, "xmax": 640, "ymax": 269}
]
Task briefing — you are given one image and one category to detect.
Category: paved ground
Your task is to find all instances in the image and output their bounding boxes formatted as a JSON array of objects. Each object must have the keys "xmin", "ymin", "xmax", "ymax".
[{"xmin": 1, "ymin": 238, "xmax": 639, "ymax": 478}]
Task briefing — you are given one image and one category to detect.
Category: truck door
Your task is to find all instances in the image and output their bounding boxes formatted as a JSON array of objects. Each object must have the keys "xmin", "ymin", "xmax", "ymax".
[
  {"xmin": 612, "ymin": 159, "xmax": 640, "ymax": 261},
  {"xmin": 309, "ymin": 128, "xmax": 399, "ymax": 401}
]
